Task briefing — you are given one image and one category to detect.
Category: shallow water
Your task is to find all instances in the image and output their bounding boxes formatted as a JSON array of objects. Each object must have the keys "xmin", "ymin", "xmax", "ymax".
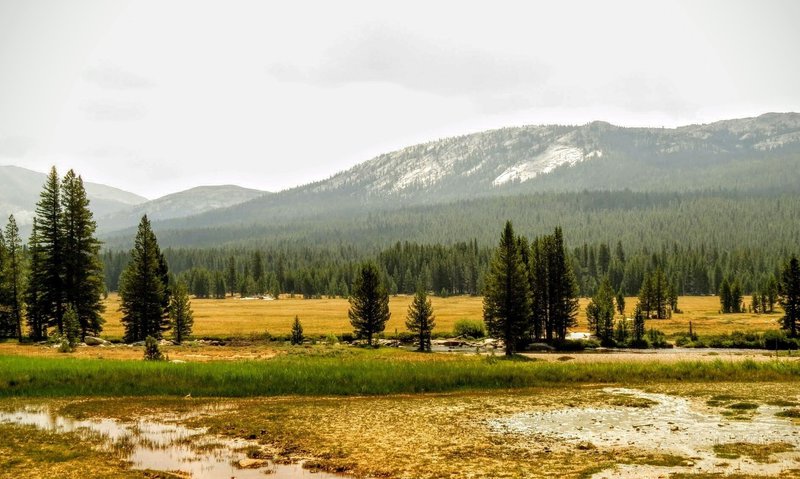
[
  {"xmin": 489, "ymin": 387, "xmax": 800, "ymax": 478},
  {"xmin": 0, "ymin": 407, "xmax": 343, "ymax": 478}
]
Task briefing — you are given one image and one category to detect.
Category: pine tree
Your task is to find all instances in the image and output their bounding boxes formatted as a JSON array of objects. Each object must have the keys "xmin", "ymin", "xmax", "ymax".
[
  {"xmin": 119, "ymin": 216, "xmax": 170, "ymax": 342},
  {"xmin": 483, "ymin": 221, "xmax": 531, "ymax": 355},
  {"xmin": 730, "ymin": 280, "xmax": 743, "ymax": 313},
  {"xmin": 348, "ymin": 262, "xmax": 390, "ymax": 346},
  {"xmin": 720, "ymin": 278, "xmax": 732, "ymax": 313},
  {"xmin": 632, "ymin": 303, "xmax": 646, "ymax": 346},
  {"xmin": 0, "ymin": 229, "xmax": 12, "ymax": 338},
  {"xmin": 169, "ymin": 281, "xmax": 193, "ymax": 344},
  {"xmin": 60, "ymin": 171, "xmax": 105, "ymax": 338},
  {"xmin": 780, "ymin": 256, "xmax": 800, "ymax": 338},
  {"xmin": 62, "ymin": 304, "xmax": 80, "ymax": 350},
  {"xmin": 4, "ymin": 216, "xmax": 24, "ymax": 340},
  {"xmin": 32, "ymin": 167, "xmax": 65, "ymax": 333},
  {"xmin": 252, "ymin": 251, "xmax": 265, "ymax": 295},
  {"xmin": 25, "ymin": 219, "xmax": 48, "ymax": 340},
  {"xmin": 226, "ymin": 255, "xmax": 236, "ymax": 297},
  {"xmin": 406, "ymin": 287, "xmax": 435, "ymax": 352},
  {"xmin": 212, "ymin": 271, "xmax": 227, "ymax": 299},
  {"xmin": 547, "ymin": 227, "xmax": 578, "ymax": 341},
  {"xmin": 291, "ymin": 315, "xmax": 304, "ymax": 345},
  {"xmin": 587, "ymin": 277, "xmax": 615, "ymax": 343},
  {"xmin": 529, "ymin": 236, "xmax": 548, "ymax": 341},
  {"xmin": 616, "ymin": 291, "xmax": 626, "ymax": 317}
]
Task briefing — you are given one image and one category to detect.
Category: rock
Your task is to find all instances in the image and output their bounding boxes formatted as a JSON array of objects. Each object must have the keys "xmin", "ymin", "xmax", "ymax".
[
  {"xmin": 158, "ymin": 339, "xmax": 174, "ymax": 346},
  {"xmin": 84, "ymin": 336, "xmax": 108, "ymax": 346},
  {"xmin": 238, "ymin": 458, "xmax": 268, "ymax": 469},
  {"xmin": 170, "ymin": 359, "xmax": 186, "ymax": 364}
]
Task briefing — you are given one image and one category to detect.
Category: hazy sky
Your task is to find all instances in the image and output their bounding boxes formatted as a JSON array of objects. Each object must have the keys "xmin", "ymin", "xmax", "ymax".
[{"xmin": 1, "ymin": 0, "xmax": 798, "ymax": 198}]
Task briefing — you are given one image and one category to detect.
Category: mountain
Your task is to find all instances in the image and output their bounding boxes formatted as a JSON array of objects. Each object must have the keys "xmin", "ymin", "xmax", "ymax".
[
  {"xmin": 97, "ymin": 185, "xmax": 268, "ymax": 233},
  {"xmin": 0, "ymin": 165, "xmax": 147, "ymax": 227},
  {"xmin": 133, "ymin": 112, "xmax": 800, "ymax": 241}
]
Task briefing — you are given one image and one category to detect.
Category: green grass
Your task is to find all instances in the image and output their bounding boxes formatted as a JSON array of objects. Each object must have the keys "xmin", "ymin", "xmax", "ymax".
[{"xmin": 2, "ymin": 352, "xmax": 800, "ymax": 398}]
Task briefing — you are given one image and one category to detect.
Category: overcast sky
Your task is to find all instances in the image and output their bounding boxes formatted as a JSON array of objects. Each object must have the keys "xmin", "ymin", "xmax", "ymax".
[{"xmin": 1, "ymin": 0, "xmax": 798, "ymax": 198}]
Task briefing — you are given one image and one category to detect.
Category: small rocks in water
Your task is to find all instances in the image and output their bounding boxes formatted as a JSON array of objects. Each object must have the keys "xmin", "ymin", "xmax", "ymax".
[{"xmin": 238, "ymin": 458, "xmax": 268, "ymax": 469}]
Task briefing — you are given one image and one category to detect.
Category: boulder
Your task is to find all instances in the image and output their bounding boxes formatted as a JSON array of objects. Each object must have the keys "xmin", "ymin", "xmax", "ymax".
[
  {"xmin": 238, "ymin": 458, "xmax": 268, "ymax": 469},
  {"xmin": 84, "ymin": 336, "xmax": 108, "ymax": 346}
]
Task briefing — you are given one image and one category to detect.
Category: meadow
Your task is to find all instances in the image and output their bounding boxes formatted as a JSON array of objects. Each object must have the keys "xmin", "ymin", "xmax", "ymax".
[{"xmin": 97, "ymin": 293, "xmax": 782, "ymax": 340}]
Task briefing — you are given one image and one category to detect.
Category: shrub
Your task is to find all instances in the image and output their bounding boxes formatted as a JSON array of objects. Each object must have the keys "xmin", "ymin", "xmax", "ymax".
[
  {"xmin": 453, "ymin": 319, "xmax": 486, "ymax": 339},
  {"xmin": 647, "ymin": 328, "xmax": 669, "ymax": 348},
  {"xmin": 144, "ymin": 336, "xmax": 165, "ymax": 361}
]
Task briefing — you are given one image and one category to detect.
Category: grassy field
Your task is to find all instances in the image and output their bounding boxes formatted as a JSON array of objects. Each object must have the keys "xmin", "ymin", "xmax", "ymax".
[
  {"xmin": 96, "ymin": 293, "xmax": 782, "ymax": 340},
  {"xmin": 2, "ymin": 346, "xmax": 800, "ymax": 398}
]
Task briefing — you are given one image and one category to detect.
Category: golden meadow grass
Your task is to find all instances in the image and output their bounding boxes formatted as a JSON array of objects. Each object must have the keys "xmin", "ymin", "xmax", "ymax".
[{"xmin": 97, "ymin": 293, "xmax": 781, "ymax": 340}]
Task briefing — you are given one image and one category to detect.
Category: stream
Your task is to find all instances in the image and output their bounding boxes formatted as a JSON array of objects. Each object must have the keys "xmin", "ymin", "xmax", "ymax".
[{"xmin": 0, "ymin": 406, "xmax": 343, "ymax": 478}]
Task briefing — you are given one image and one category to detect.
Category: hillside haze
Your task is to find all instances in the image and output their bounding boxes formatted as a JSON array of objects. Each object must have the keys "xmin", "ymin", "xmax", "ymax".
[
  {"xmin": 96, "ymin": 185, "xmax": 269, "ymax": 233},
  {"xmin": 0, "ymin": 165, "xmax": 147, "ymax": 227},
  {"xmin": 127, "ymin": 112, "xmax": 800, "ymax": 245}
]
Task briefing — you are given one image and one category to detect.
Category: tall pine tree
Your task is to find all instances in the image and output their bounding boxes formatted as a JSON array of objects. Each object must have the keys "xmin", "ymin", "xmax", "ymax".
[
  {"xmin": 547, "ymin": 227, "xmax": 578, "ymax": 341},
  {"xmin": 119, "ymin": 216, "xmax": 170, "ymax": 342},
  {"xmin": 60, "ymin": 171, "xmax": 105, "ymax": 338},
  {"xmin": 32, "ymin": 167, "xmax": 65, "ymax": 333},
  {"xmin": 348, "ymin": 262, "xmax": 390, "ymax": 346},
  {"xmin": 25, "ymin": 219, "xmax": 48, "ymax": 340},
  {"xmin": 406, "ymin": 287, "xmax": 435, "ymax": 352},
  {"xmin": 4, "ymin": 216, "xmax": 24, "ymax": 340},
  {"xmin": 169, "ymin": 280, "xmax": 193, "ymax": 344},
  {"xmin": 483, "ymin": 221, "xmax": 531, "ymax": 355}
]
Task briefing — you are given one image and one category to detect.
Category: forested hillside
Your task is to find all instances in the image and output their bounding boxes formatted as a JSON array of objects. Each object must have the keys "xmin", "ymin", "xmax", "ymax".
[{"xmin": 111, "ymin": 112, "xmax": 800, "ymax": 241}]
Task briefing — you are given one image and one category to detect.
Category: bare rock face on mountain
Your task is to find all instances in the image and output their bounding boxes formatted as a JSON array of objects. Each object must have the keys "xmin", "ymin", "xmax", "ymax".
[{"xmin": 154, "ymin": 112, "xmax": 800, "ymax": 235}]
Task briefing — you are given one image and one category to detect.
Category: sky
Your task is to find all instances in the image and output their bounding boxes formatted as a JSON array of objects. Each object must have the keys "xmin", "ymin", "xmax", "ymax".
[{"xmin": 1, "ymin": 0, "xmax": 799, "ymax": 199}]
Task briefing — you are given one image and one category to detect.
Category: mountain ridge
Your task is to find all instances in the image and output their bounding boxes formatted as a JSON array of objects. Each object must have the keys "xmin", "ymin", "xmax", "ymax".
[{"xmin": 129, "ymin": 111, "xmax": 800, "ymax": 240}]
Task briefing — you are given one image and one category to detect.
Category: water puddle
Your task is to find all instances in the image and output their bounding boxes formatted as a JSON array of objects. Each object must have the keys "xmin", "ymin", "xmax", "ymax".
[
  {"xmin": 0, "ymin": 407, "xmax": 344, "ymax": 478},
  {"xmin": 489, "ymin": 387, "xmax": 800, "ymax": 478}
]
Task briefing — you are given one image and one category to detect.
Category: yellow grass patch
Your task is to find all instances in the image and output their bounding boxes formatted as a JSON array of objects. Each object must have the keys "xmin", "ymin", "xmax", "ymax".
[{"xmin": 94, "ymin": 294, "xmax": 781, "ymax": 340}]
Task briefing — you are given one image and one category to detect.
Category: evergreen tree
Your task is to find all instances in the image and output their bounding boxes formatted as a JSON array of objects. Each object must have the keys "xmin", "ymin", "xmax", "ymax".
[
  {"xmin": 586, "ymin": 277, "xmax": 615, "ymax": 343},
  {"xmin": 60, "ymin": 171, "xmax": 105, "ymax": 338},
  {"xmin": 483, "ymin": 221, "xmax": 532, "ymax": 355},
  {"xmin": 291, "ymin": 315, "xmax": 304, "ymax": 345},
  {"xmin": 4, "ymin": 216, "xmax": 24, "ymax": 340},
  {"xmin": 169, "ymin": 280, "xmax": 194, "ymax": 344},
  {"xmin": 616, "ymin": 291, "xmax": 626, "ymax": 317},
  {"xmin": 406, "ymin": 287, "xmax": 435, "ymax": 352},
  {"xmin": 119, "ymin": 216, "xmax": 170, "ymax": 342},
  {"xmin": 529, "ymin": 236, "xmax": 548, "ymax": 341},
  {"xmin": 25, "ymin": 220, "xmax": 48, "ymax": 340},
  {"xmin": 144, "ymin": 336, "xmax": 164, "ymax": 361},
  {"xmin": 62, "ymin": 304, "xmax": 80, "ymax": 350},
  {"xmin": 252, "ymin": 251, "xmax": 266, "ymax": 295},
  {"xmin": 212, "ymin": 271, "xmax": 227, "ymax": 299},
  {"xmin": 226, "ymin": 255, "xmax": 236, "ymax": 297},
  {"xmin": 0, "ymin": 229, "xmax": 12, "ymax": 338},
  {"xmin": 780, "ymin": 256, "xmax": 800, "ymax": 338},
  {"xmin": 547, "ymin": 227, "xmax": 578, "ymax": 340},
  {"xmin": 720, "ymin": 278, "xmax": 732, "ymax": 313},
  {"xmin": 730, "ymin": 280, "xmax": 743, "ymax": 313},
  {"xmin": 348, "ymin": 262, "xmax": 390, "ymax": 346},
  {"xmin": 632, "ymin": 303, "xmax": 646, "ymax": 346},
  {"xmin": 32, "ymin": 167, "xmax": 65, "ymax": 333}
]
